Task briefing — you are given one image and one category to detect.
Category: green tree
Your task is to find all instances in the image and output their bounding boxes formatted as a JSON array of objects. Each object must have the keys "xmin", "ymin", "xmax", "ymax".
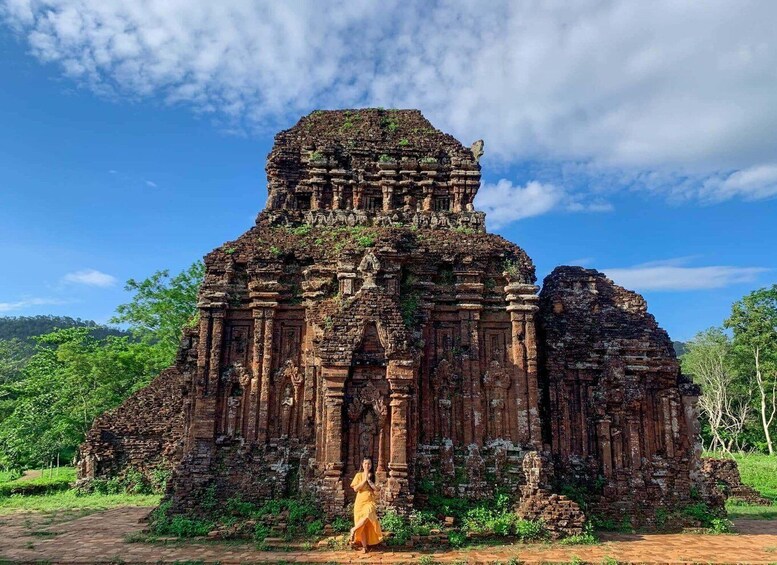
[
  {"xmin": 111, "ymin": 261, "xmax": 204, "ymax": 364},
  {"xmin": 682, "ymin": 328, "xmax": 751, "ymax": 453},
  {"xmin": 0, "ymin": 338, "xmax": 32, "ymax": 385},
  {"xmin": 725, "ymin": 285, "xmax": 777, "ymax": 455},
  {"xmin": 0, "ymin": 328, "xmax": 169, "ymax": 470},
  {"xmin": 0, "ymin": 338, "xmax": 34, "ymax": 424}
]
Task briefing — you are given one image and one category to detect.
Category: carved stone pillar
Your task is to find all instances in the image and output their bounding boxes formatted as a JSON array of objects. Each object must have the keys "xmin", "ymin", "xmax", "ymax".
[
  {"xmin": 257, "ymin": 310, "xmax": 275, "ymax": 443},
  {"xmin": 505, "ymin": 281, "xmax": 541, "ymax": 448},
  {"xmin": 320, "ymin": 366, "xmax": 347, "ymax": 515},
  {"xmin": 246, "ymin": 311, "xmax": 263, "ymax": 441},
  {"xmin": 195, "ymin": 311, "xmax": 211, "ymax": 395},
  {"xmin": 384, "ymin": 360, "xmax": 415, "ymax": 511},
  {"xmin": 208, "ymin": 311, "xmax": 225, "ymax": 391},
  {"xmin": 628, "ymin": 416, "xmax": 642, "ymax": 470},
  {"xmin": 598, "ymin": 417, "xmax": 613, "ymax": 478}
]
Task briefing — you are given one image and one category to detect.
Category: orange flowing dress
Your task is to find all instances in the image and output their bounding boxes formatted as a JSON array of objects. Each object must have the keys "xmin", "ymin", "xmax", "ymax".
[{"xmin": 350, "ymin": 472, "xmax": 383, "ymax": 546}]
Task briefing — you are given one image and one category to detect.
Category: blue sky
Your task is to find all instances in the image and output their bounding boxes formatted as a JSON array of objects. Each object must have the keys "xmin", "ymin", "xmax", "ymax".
[{"xmin": 1, "ymin": 1, "xmax": 776, "ymax": 341}]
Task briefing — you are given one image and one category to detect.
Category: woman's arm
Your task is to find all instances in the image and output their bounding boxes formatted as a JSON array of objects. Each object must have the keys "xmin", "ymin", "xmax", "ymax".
[{"xmin": 354, "ymin": 475, "xmax": 370, "ymax": 490}]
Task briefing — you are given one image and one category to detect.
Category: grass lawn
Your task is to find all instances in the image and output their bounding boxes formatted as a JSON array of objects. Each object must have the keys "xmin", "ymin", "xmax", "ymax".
[
  {"xmin": 0, "ymin": 466, "xmax": 75, "ymax": 484},
  {"xmin": 0, "ymin": 470, "xmax": 21, "ymax": 483},
  {"xmin": 0, "ymin": 489, "xmax": 160, "ymax": 515},
  {"xmin": 729, "ymin": 453, "xmax": 777, "ymax": 501},
  {"xmin": 0, "ymin": 466, "xmax": 159, "ymax": 515}
]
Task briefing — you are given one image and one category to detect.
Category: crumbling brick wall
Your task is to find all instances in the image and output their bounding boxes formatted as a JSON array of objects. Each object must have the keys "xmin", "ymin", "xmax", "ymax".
[
  {"xmin": 701, "ymin": 457, "xmax": 772, "ymax": 506},
  {"xmin": 537, "ymin": 266, "xmax": 707, "ymax": 527},
  {"xmin": 77, "ymin": 330, "xmax": 196, "ymax": 482}
]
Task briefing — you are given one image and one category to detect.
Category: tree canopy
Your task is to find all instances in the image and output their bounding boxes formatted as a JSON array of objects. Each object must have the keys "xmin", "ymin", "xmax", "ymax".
[{"xmin": 0, "ymin": 261, "xmax": 203, "ymax": 470}]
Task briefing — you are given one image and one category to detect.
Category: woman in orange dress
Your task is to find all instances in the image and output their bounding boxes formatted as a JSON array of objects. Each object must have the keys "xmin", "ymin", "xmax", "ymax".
[{"xmin": 349, "ymin": 457, "xmax": 383, "ymax": 553}]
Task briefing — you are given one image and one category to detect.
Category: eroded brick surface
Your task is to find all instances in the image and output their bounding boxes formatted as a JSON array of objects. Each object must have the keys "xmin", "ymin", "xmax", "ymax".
[{"xmin": 537, "ymin": 267, "xmax": 710, "ymax": 528}]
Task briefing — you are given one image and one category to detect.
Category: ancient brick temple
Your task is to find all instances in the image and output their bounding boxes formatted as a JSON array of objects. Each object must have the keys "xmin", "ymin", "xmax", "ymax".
[{"xmin": 79, "ymin": 109, "xmax": 708, "ymax": 528}]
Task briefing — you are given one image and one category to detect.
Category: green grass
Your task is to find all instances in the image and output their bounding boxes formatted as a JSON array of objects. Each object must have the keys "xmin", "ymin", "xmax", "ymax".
[
  {"xmin": 0, "ymin": 467, "xmax": 76, "ymax": 496},
  {"xmin": 0, "ymin": 466, "xmax": 75, "ymax": 485},
  {"xmin": 729, "ymin": 453, "xmax": 777, "ymax": 501},
  {"xmin": 0, "ymin": 489, "xmax": 160, "ymax": 514},
  {"xmin": 0, "ymin": 469, "xmax": 22, "ymax": 483},
  {"xmin": 726, "ymin": 499, "xmax": 777, "ymax": 520},
  {"xmin": 3, "ymin": 466, "xmax": 76, "ymax": 484}
]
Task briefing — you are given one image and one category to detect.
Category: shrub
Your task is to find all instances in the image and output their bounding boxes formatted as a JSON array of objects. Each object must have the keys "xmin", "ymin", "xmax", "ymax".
[
  {"xmin": 224, "ymin": 494, "xmax": 258, "ymax": 518},
  {"xmin": 91, "ymin": 477, "xmax": 123, "ymax": 495},
  {"xmin": 503, "ymin": 259, "xmax": 522, "ymax": 278},
  {"xmin": 121, "ymin": 467, "xmax": 152, "ymax": 495},
  {"xmin": 151, "ymin": 502, "xmax": 214, "ymax": 538},
  {"xmin": 331, "ymin": 515, "xmax": 351, "ymax": 533},
  {"xmin": 559, "ymin": 525, "xmax": 599, "ymax": 546},
  {"xmin": 306, "ymin": 519, "xmax": 324, "ymax": 537},
  {"xmin": 381, "ymin": 510, "xmax": 411, "ymax": 546},
  {"xmin": 254, "ymin": 523, "xmax": 270, "ymax": 542},
  {"xmin": 682, "ymin": 502, "xmax": 720, "ymax": 528},
  {"xmin": 150, "ymin": 466, "xmax": 171, "ymax": 494},
  {"xmin": 447, "ymin": 530, "xmax": 466, "ymax": 548},
  {"xmin": 709, "ymin": 517, "xmax": 734, "ymax": 534},
  {"xmin": 355, "ymin": 234, "xmax": 376, "ymax": 247},
  {"xmin": 515, "ymin": 519, "xmax": 547, "ymax": 541},
  {"xmin": 409, "ymin": 509, "xmax": 440, "ymax": 536}
]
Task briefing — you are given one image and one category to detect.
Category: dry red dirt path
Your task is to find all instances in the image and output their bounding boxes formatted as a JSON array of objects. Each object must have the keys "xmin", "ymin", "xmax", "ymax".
[{"xmin": 1, "ymin": 506, "xmax": 776, "ymax": 564}]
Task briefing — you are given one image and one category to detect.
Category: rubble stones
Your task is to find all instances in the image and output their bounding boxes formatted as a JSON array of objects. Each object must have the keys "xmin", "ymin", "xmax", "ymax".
[{"xmin": 701, "ymin": 457, "xmax": 773, "ymax": 506}]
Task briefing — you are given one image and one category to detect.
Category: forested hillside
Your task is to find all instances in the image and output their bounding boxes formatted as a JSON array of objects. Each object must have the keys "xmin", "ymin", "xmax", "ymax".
[{"xmin": 0, "ymin": 315, "xmax": 128, "ymax": 342}]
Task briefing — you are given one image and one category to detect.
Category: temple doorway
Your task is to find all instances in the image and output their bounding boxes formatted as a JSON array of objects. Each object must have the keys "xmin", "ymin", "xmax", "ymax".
[{"xmin": 342, "ymin": 323, "xmax": 391, "ymax": 500}]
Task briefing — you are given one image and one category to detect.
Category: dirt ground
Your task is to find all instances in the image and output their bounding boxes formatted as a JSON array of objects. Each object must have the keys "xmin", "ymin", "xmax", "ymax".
[{"xmin": 1, "ymin": 506, "xmax": 776, "ymax": 564}]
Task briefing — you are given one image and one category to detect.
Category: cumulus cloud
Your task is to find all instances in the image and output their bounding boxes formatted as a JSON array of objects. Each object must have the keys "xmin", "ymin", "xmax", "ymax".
[
  {"xmin": 476, "ymin": 179, "xmax": 611, "ymax": 228},
  {"xmin": 4, "ymin": 1, "xmax": 777, "ymax": 206},
  {"xmin": 0, "ymin": 297, "xmax": 65, "ymax": 313},
  {"xmin": 602, "ymin": 259, "xmax": 769, "ymax": 291},
  {"xmin": 62, "ymin": 269, "xmax": 117, "ymax": 287}
]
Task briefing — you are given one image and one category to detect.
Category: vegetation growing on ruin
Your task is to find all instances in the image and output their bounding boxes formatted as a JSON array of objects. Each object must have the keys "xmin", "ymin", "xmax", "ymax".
[{"xmin": 378, "ymin": 493, "xmax": 549, "ymax": 547}]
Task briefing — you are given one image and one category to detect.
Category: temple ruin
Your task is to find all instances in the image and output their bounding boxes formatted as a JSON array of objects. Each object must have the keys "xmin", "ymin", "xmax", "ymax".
[{"xmin": 79, "ymin": 109, "xmax": 710, "ymax": 530}]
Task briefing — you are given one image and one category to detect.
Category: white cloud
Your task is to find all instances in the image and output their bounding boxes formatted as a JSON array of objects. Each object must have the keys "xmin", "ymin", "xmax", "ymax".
[
  {"xmin": 566, "ymin": 257, "xmax": 595, "ymax": 267},
  {"xmin": 475, "ymin": 179, "xmax": 612, "ymax": 228},
  {"xmin": 698, "ymin": 164, "xmax": 777, "ymax": 202},
  {"xmin": 4, "ymin": 1, "xmax": 777, "ymax": 203},
  {"xmin": 476, "ymin": 180, "xmax": 563, "ymax": 227},
  {"xmin": 0, "ymin": 297, "xmax": 66, "ymax": 313},
  {"xmin": 602, "ymin": 259, "xmax": 769, "ymax": 291},
  {"xmin": 62, "ymin": 269, "xmax": 117, "ymax": 287},
  {"xmin": 145, "ymin": 180, "xmax": 157, "ymax": 187}
]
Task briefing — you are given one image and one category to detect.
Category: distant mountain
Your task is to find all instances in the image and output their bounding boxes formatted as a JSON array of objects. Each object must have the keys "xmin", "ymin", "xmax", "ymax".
[
  {"xmin": 0, "ymin": 315, "xmax": 128, "ymax": 342},
  {"xmin": 673, "ymin": 341, "xmax": 687, "ymax": 357}
]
